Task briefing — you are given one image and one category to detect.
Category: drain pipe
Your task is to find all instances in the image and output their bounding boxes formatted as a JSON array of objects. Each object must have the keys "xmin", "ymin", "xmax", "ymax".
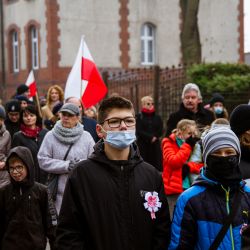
[{"xmin": 0, "ymin": 0, "xmax": 6, "ymax": 103}]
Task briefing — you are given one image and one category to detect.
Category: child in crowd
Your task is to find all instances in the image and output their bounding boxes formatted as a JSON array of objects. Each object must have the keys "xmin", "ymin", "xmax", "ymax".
[
  {"xmin": 0, "ymin": 146, "xmax": 57, "ymax": 250},
  {"xmin": 169, "ymin": 126, "xmax": 250, "ymax": 250},
  {"xmin": 162, "ymin": 119, "xmax": 203, "ymax": 217},
  {"xmin": 188, "ymin": 118, "xmax": 231, "ymax": 183}
]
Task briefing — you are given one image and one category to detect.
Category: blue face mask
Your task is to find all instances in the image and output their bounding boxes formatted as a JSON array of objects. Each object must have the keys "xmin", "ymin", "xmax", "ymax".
[
  {"xmin": 104, "ymin": 130, "xmax": 136, "ymax": 149},
  {"xmin": 214, "ymin": 106, "xmax": 223, "ymax": 115}
]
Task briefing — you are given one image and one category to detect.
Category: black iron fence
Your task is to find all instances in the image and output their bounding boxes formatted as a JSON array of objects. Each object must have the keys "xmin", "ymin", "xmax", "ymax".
[
  {"xmin": 103, "ymin": 65, "xmax": 187, "ymax": 124},
  {"xmin": 102, "ymin": 65, "xmax": 250, "ymax": 128}
]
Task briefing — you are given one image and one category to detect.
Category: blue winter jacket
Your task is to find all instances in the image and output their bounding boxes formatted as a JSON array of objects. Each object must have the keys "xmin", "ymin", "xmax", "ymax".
[{"xmin": 169, "ymin": 169, "xmax": 250, "ymax": 250}]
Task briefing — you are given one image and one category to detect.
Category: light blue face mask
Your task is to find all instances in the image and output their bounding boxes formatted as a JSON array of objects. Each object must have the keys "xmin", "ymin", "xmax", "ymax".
[
  {"xmin": 214, "ymin": 106, "xmax": 223, "ymax": 115},
  {"xmin": 104, "ymin": 130, "xmax": 136, "ymax": 149}
]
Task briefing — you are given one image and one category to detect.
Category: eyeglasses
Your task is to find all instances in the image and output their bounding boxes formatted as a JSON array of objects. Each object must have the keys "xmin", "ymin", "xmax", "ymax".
[
  {"xmin": 102, "ymin": 117, "xmax": 136, "ymax": 128},
  {"xmin": 9, "ymin": 165, "xmax": 24, "ymax": 173}
]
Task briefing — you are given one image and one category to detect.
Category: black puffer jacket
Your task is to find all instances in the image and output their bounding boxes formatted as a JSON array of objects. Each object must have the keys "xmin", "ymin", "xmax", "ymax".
[
  {"xmin": 0, "ymin": 146, "xmax": 57, "ymax": 250},
  {"xmin": 56, "ymin": 141, "xmax": 171, "ymax": 250}
]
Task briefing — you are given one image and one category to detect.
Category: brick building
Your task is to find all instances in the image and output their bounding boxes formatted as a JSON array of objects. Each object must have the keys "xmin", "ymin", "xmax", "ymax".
[{"xmin": 0, "ymin": 0, "xmax": 244, "ymax": 101}]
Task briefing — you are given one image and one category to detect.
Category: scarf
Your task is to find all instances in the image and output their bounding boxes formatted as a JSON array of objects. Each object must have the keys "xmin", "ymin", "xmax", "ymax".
[
  {"xmin": 52, "ymin": 120, "xmax": 83, "ymax": 144},
  {"xmin": 141, "ymin": 108, "xmax": 155, "ymax": 115},
  {"xmin": 20, "ymin": 124, "xmax": 42, "ymax": 138}
]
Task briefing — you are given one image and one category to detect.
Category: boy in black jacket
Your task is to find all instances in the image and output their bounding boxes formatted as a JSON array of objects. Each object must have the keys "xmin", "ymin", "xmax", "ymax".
[
  {"xmin": 56, "ymin": 96, "xmax": 171, "ymax": 250},
  {"xmin": 0, "ymin": 146, "xmax": 57, "ymax": 250}
]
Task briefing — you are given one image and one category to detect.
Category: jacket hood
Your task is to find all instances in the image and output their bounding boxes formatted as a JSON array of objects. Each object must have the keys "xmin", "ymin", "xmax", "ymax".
[
  {"xmin": 89, "ymin": 139, "xmax": 143, "ymax": 172},
  {"xmin": 6, "ymin": 146, "xmax": 35, "ymax": 185}
]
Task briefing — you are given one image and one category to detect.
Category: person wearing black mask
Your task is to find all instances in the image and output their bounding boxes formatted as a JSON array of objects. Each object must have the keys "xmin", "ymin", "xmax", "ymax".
[{"xmin": 169, "ymin": 127, "xmax": 250, "ymax": 250}]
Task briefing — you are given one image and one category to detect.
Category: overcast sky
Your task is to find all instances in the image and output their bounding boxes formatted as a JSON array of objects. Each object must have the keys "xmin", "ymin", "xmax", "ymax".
[{"xmin": 245, "ymin": 0, "xmax": 250, "ymax": 52}]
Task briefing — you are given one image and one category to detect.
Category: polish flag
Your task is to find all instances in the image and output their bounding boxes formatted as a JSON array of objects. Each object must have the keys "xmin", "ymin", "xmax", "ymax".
[
  {"xmin": 64, "ymin": 36, "xmax": 107, "ymax": 108},
  {"xmin": 25, "ymin": 70, "xmax": 37, "ymax": 97}
]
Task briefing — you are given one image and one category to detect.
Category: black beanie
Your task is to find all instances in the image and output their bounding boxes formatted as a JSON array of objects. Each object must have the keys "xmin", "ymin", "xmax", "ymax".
[
  {"xmin": 15, "ymin": 95, "xmax": 32, "ymax": 104},
  {"xmin": 16, "ymin": 84, "xmax": 29, "ymax": 95},
  {"xmin": 230, "ymin": 104, "xmax": 250, "ymax": 136},
  {"xmin": 52, "ymin": 102, "xmax": 63, "ymax": 115},
  {"xmin": 5, "ymin": 99, "xmax": 21, "ymax": 113},
  {"xmin": 209, "ymin": 93, "xmax": 224, "ymax": 106}
]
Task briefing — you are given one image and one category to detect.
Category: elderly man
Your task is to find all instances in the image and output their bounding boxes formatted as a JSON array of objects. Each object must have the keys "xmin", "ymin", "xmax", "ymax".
[{"xmin": 165, "ymin": 83, "xmax": 214, "ymax": 136}]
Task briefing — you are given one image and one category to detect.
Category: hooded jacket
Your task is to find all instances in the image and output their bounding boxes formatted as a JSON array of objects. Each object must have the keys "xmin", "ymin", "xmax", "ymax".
[
  {"xmin": 168, "ymin": 169, "xmax": 250, "ymax": 250},
  {"xmin": 0, "ymin": 146, "xmax": 57, "ymax": 250},
  {"xmin": 56, "ymin": 141, "xmax": 171, "ymax": 250}
]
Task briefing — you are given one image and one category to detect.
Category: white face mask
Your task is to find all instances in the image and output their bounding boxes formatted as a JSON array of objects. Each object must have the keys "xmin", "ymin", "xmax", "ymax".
[{"xmin": 104, "ymin": 130, "xmax": 136, "ymax": 149}]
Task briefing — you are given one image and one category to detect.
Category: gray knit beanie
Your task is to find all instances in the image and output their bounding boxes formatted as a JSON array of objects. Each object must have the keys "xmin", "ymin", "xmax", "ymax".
[{"xmin": 202, "ymin": 127, "xmax": 241, "ymax": 165}]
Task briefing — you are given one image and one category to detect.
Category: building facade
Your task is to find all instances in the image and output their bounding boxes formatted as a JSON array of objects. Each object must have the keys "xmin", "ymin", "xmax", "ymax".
[{"xmin": 0, "ymin": 0, "xmax": 244, "ymax": 100}]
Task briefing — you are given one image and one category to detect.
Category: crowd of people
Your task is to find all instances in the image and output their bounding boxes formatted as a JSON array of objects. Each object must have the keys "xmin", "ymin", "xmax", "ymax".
[{"xmin": 0, "ymin": 82, "xmax": 250, "ymax": 250}]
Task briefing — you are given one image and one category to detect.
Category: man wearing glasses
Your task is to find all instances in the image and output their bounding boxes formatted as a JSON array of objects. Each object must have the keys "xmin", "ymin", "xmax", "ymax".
[{"xmin": 56, "ymin": 96, "xmax": 171, "ymax": 250}]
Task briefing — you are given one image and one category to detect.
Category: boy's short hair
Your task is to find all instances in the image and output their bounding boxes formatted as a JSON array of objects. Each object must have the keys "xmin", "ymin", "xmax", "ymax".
[
  {"xmin": 97, "ymin": 96, "xmax": 135, "ymax": 123},
  {"xmin": 8, "ymin": 154, "xmax": 24, "ymax": 165}
]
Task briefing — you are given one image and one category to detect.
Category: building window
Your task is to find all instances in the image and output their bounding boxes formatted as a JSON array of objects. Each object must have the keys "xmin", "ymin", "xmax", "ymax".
[
  {"xmin": 12, "ymin": 31, "xmax": 19, "ymax": 72},
  {"xmin": 31, "ymin": 26, "xmax": 39, "ymax": 69},
  {"xmin": 141, "ymin": 23, "xmax": 156, "ymax": 65}
]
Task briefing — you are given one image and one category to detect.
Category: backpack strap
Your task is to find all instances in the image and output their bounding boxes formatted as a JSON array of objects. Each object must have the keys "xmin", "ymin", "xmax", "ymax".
[{"xmin": 209, "ymin": 190, "xmax": 242, "ymax": 250}]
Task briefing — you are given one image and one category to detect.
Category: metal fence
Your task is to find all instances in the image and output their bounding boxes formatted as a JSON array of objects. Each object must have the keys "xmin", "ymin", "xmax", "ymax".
[
  {"xmin": 103, "ymin": 65, "xmax": 187, "ymax": 125},
  {"xmin": 102, "ymin": 65, "xmax": 250, "ymax": 129}
]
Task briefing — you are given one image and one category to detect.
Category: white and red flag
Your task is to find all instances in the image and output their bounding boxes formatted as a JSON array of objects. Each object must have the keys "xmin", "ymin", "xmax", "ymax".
[
  {"xmin": 25, "ymin": 70, "xmax": 37, "ymax": 98},
  {"xmin": 64, "ymin": 36, "xmax": 107, "ymax": 108}
]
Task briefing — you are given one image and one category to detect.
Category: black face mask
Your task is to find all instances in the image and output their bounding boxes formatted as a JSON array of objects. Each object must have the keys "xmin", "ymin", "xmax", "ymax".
[{"xmin": 205, "ymin": 155, "xmax": 242, "ymax": 186}]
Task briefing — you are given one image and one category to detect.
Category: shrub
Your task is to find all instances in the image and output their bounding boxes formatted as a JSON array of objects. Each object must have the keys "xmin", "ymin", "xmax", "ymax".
[{"xmin": 187, "ymin": 63, "xmax": 250, "ymax": 94}]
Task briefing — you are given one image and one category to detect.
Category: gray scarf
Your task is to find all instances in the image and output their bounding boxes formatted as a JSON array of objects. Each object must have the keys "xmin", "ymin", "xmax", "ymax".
[{"xmin": 52, "ymin": 120, "xmax": 83, "ymax": 144}]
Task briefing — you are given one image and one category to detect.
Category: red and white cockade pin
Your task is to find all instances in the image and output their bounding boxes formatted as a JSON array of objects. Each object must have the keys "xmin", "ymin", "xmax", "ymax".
[{"xmin": 144, "ymin": 191, "xmax": 162, "ymax": 219}]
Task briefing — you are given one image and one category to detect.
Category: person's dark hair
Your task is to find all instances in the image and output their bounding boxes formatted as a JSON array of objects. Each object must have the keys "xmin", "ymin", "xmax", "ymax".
[
  {"xmin": 97, "ymin": 96, "xmax": 134, "ymax": 123},
  {"xmin": 20, "ymin": 104, "xmax": 42, "ymax": 127}
]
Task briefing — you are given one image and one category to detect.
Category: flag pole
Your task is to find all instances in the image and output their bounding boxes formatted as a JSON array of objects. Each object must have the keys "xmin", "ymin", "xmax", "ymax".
[
  {"xmin": 35, "ymin": 91, "xmax": 43, "ymax": 118},
  {"xmin": 81, "ymin": 35, "xmax": 84, "ymax": 101}
]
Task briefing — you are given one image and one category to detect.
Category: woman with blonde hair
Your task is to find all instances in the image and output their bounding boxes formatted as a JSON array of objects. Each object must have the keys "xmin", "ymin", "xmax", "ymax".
[{"xmin": 42, "ymin": 85, "xmax": 64, "ymax": 128}]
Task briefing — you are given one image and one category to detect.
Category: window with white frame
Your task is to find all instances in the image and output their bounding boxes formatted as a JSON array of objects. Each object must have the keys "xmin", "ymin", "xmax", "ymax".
[
  {"xmin": 12, "ymin": 31, "xmax": 19, "ymax": 72},
  {"xmin": 141, "ymin": 23, "xmax": 156, "ymax": 65},
  {"xmin": 31, "ymin": 26, "xmax": 39, "ymax": 69}
]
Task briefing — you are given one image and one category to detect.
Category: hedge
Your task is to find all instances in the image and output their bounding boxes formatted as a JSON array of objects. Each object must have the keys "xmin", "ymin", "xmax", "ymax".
[{"xmin": 187, "ymin": 63, "xmax": 250, "ymax": 94}]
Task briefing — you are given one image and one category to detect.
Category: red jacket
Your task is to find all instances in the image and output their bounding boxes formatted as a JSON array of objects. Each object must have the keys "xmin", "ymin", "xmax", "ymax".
[{"xmin": 162, "ymin": 133, "xmax": 203, "ymax": 195}]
